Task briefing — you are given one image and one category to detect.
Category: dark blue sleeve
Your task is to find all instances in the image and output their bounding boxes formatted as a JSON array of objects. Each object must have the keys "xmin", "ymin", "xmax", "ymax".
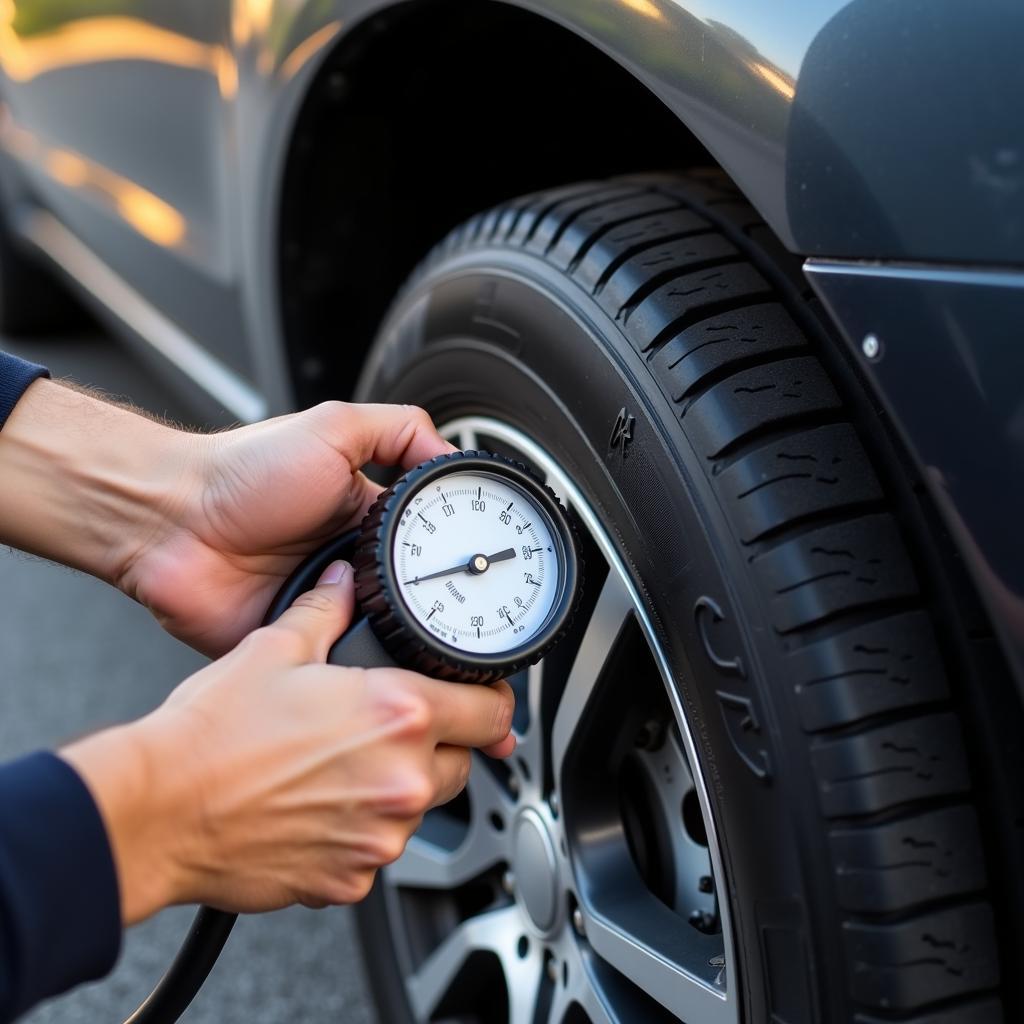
[
  {"xmin": 0, "ymin": 352, "xmax": 49, "ymax": 431},
  {"xmin": 0, "ymin": 753, "xmax": 122, "ymax": 1022}
]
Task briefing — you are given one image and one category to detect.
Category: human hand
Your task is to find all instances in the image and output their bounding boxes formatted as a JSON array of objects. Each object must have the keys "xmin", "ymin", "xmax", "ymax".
[
  {"xmin": 0, "ymin": 383, "xmax": 452, "ymax": 654},
  {"xmin": 62, "ymin": 561, "xmax": 515, "ymax": 924},
  {"xmin": 120, "ymin": 401, "xmax": 455, "ymax": 656}
]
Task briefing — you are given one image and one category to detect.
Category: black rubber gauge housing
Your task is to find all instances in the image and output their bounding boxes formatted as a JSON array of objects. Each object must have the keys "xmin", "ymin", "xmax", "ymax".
[{"xmin": 353, "ymin": 450, "xmax": 580, "ymax": 684}]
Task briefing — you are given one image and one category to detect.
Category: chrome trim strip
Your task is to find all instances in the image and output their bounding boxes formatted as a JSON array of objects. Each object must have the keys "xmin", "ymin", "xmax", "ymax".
[
  {"xmin": 805, "ymin": 258, "xmax": 1024, "ymax": 289},
  {"xmin": 20, "ymin": 209, "xmax": 268, "ymax": 422}
]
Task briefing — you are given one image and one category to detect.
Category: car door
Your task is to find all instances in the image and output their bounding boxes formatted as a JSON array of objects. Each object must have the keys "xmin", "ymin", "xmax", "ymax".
[{"xmin": 0, "ymin": 0, "xmax": 252, "ymax": 379}]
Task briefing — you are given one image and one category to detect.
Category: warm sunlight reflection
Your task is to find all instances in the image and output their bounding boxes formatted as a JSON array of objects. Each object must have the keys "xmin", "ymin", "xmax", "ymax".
[
  {"xmin": 619, "ymin": 0, "xmax": 665, "ymax": 22},
  {"xmin": 216, "ymin": 45, "xmax": 239, "ymax": 99},
  {"xmin": 748, "ymin": 60, "xmax": 796, "ymax": 100},
  {"xmin": 0, "ymin": 7, "xmax": 226, "ymax": 83},
  {"xmin": 44, "ymin": 148, "xmax": 90, "ymax": 188},
  {"xmin": 279, "ymin": 20, "xmax": 342, "ymax": 80},
  {"xmin": 232, "ymin": 0, "xmax": 274, "ymax": 48},
  {"xmin": 115, "ymin": 189, "xmax": 186, "ymax": 247},
  {"xmin": 1, "ymin": 121, "xmax": 187, "ymax": 248}
]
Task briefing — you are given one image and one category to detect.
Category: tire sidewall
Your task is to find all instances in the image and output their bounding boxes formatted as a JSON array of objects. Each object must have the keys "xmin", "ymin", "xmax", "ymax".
[{"xmin": 355, "ymin": 248, "xmax": 841, "ymax": 1022}]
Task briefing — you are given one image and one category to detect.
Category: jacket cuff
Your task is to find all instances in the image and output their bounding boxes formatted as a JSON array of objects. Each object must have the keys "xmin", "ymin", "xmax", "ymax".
[
  {"xmin": 0, "ymin": 352, "xmax": 49, "ymax": 430},
  {"xmin": 0, "ymin": 752, "xmax": 122, "ymax": 1018}
]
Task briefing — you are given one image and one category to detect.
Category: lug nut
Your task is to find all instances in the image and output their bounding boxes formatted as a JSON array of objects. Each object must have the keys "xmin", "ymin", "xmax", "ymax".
[
  {"xmin": 689, "ymin": 910, "xmax": 716, "ymax": 933},
  {"xmin": 549, "ymin": 792, "xmax": 559, "ymax": 817},
  {"xmin": 508, "ymin": 775, "xmax": 521, "ymax": 798},
  {"xmin": 634, "ymin": 718, "xmax": 665, "ymax": 751},
  {"xmin": 572, "ymin": 907, "xmax": 586, "ymax": 937},
  {"xmin": 502, "ymin": 871, "xmax": 516, "ymax": 896},
  {"xmin": 546, "ymin": 956, "xmax": 559, "ymax": 982},
  {"xmin": 698, "ymin": 875, "xmax": 714, "ymax": 893}
]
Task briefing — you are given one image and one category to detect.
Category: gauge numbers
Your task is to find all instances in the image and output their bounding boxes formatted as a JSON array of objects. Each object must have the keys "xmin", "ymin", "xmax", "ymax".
[{"xmin": 394, "ymin": 471, "xmax": 560, "ymax": 655}]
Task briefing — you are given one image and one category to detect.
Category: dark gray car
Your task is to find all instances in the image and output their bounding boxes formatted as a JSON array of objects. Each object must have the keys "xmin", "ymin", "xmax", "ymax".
[{"xmin": 2, "ymin": 2, "xmax": 1022, "ymax": 1022}]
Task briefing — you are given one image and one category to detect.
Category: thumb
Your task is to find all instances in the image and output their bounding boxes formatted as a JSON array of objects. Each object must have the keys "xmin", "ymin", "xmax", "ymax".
[{"xmin": 269, "ymin": 560, "xmax": 355, "ymax": 663}]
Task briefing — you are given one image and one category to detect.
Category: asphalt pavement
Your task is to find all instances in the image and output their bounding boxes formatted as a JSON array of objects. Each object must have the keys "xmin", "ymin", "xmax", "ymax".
[{"xmin": 0, "ymin": 327, "xmax": 376, "ymax": 1023}]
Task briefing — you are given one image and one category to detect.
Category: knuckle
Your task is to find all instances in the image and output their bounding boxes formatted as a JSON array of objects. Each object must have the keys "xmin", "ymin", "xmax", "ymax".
[
  {"xmin": 392, "ymin": 771, "xmax": 434, "ymax": 816},
  {"xmin": 324, "ymin": 871, "xmax": 375, "ymax": 905},
  {"xmin": 345, "ymin": 871, "xmax": 376, "ymax": 903},
  {"xmin": 311, "ymin": 399, "xmax": 348, "ymax": 423},
  {"xmin": 372, "ymin": 830, "xmax": 408, "ymax": 867},
  {"xmin": 297, "ymin": 890, "xmax": 329, "ymax": 910},
  {"xmin": 399, "ymin": 694, "xmax": 434, "ymax": 735},
  {"xmin": 407, "ymin": 405, "xmax": 433, "ymax": 429},
  {"xmin": 373, "ymin": 680, "xmax": 433, "ymax": 735},
  {"xmin": 436, "ymin": 753, "xmax": 471, "ymax": 807}
]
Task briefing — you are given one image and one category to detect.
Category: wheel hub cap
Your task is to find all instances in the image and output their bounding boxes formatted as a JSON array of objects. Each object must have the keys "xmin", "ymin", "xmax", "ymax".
[{"xmin": 512, "ymin": 809, "xmax": 560, "ymax": 933}]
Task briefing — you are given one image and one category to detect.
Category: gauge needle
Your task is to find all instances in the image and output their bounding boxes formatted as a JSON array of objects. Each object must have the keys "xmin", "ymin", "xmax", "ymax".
[
  {"xmin": 484, "ymin": 548, "xmax": 517, "ymax": 564},
  {"xmin": 403, "ymin": 548, "xmax": 517, "ymax": 585}
]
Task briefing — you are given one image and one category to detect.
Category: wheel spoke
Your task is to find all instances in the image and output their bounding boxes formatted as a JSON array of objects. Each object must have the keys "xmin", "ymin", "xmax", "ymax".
[
  {"xmin": 387, "ymin": 753, "xmax": 513, "ymax": 888},
  {"xmin": 583, "ymin": 907, "xmax": 731, "ymax": 1024},
  {"xmin": 407, "ymin": 907, "xmax": 511, "ymax": 1016},
  {"xmin": 526, "ymin": 659, "xmax": 544, "ymax": 726},
  {"xmin": 385, "ymin": 828, "xmax": 503, "ymax": 889},
  {"xmin": 546, "ymin": 990, "xmax": 575, "ymax": 1024},
  {"xmin": 546, "ymin": 947, "xmax": 616, "ymax": 1024},
  {"xmin": 508, "ymin": 947, "xmax": 545, "ymax": 1024},
  {"xmin": 466, "ymin": 749, "xmax": 517, "ymax": 822},
  {"xmin": 574, "ymin": 980, "xmax": 618, "ymax": 1024},
  {"xmin": 512, "ymin": 661, "xmax": 546, "ymax": 787},
  {"xmin": 633, "ymin": 732, "xmax": 714, "ymax": 914},
  {"xmin": 551, "ymin": 571, "xmax": 632, "ymax": 787},
  {"xmin": 407, "ymin": 906, "xmax": 542, "ymax": 1021}
]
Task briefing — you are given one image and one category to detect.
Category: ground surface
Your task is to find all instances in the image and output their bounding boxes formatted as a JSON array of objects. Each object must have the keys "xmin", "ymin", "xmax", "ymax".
[{"xmin": 0, "ymin": 327, "xmax": 376, "ymax": 1023}]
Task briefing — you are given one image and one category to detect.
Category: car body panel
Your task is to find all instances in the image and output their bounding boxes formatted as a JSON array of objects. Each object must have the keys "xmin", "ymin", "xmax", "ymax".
[
  {"xmin": 0, "ymin": 0, "xmax": 1022, "ymax": 691},
  {"xmin": 807, "ymin": 261, "xmax": 1024, "ymax": 699},
  {"xmin": 3, "ymin": 0, "xmax": 1021, "ymax": 379},
  {"xmin": 219, "ymin": 0, "xmax": 1024, "ymax": 425},
  {"xmin": 3, "ymin": 0, "xmax": 1022, "ymax": 406},
  {"xmin": 242, "ymin": 0, "xmax": 1024, "ymax": 267},
  {"xmin": 0, "ymin": 1, "xmax": 253, "ymax": 373}
]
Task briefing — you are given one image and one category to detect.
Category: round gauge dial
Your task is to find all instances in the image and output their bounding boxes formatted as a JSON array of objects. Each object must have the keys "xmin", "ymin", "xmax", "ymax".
[
  {"xmin": 353, "ymin": 452, "xmax": 580, "ymax": 683},
  {"xmin": 393, "ymin": 471, "xmax": 559, "ymax": 655}
]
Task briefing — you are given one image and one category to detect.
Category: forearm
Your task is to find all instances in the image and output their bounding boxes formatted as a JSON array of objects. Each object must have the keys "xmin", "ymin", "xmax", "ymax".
[{"xmin": 0, "ymin": 378, "xmax": 203, "ymax": 586}]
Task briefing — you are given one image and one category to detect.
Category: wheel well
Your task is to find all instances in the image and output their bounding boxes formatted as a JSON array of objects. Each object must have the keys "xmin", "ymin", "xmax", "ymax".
[{"xmin": 277, "ymin": 0, "xmax": 710, "ymax": 407}]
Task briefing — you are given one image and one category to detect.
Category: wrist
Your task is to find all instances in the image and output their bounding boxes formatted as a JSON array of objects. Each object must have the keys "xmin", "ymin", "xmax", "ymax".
[
  {"xmin": 61, "ymin": 716, "xmax": 197, "ymax": 925},
  {"xmin": 0, "ymin": 378, "xmax": 208, "ymax": 586}
]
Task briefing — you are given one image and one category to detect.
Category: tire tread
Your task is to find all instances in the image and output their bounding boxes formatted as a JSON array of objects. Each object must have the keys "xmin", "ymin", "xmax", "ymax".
[{"xmin": 412, "ymin": 174, "xmax": 1003, "ymax": 1021}]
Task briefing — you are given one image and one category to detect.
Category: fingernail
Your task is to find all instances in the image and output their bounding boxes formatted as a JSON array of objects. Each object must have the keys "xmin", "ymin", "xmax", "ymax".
[{"xmin": 317, "ymin": 560, "xmax": 350, "ymax": 586}]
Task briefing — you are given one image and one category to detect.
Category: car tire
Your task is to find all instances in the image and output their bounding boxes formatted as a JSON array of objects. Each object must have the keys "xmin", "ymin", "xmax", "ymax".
[{"xmin": 352, "ymin": 173, "xmax": 1012, "ymax": 1023}]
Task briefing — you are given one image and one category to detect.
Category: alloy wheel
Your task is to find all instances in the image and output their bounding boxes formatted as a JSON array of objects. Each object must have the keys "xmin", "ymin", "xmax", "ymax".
[{"xmin": 378, "ymin": 415, "xmax": 739, "ymax": 1023}]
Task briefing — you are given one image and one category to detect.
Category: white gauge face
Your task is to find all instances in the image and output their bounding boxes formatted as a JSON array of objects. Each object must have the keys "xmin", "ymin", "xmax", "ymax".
[{"xmin": 393, "ymin": 471, "xmax": 562, "ymax": 656}]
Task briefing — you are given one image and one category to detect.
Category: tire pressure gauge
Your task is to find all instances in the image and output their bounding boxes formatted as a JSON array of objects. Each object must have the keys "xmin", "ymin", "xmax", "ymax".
[
  {"xmin": 126, "ymin": 450, "xmax": 581, "ymax": 1024},
  {"xmin": 354, "ymin": 450, "xmax": 580, "ymax": 684}
]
